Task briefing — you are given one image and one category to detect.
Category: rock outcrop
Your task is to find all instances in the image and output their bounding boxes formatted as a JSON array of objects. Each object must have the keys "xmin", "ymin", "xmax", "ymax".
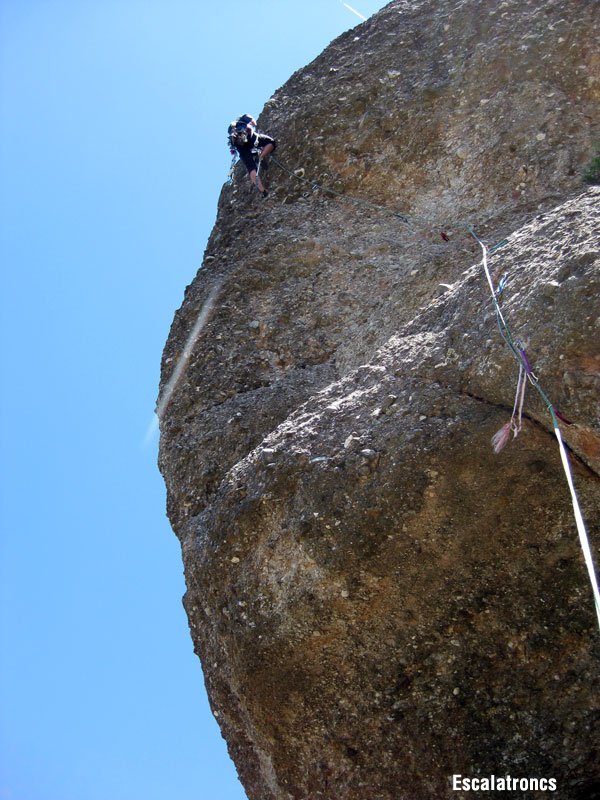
[{"xmin": 158, "ymin": 1, "xmax": 600, "ymax": 798}]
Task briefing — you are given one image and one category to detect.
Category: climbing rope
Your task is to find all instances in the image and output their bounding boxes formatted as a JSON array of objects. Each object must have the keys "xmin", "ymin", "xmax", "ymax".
[
  {"xmin": 467, "ymin": 225, "xmax": 559, "ymax": 424},
  {"xmin": 468, "ymin": 228, "xmax": 600, "ymax": 632}
]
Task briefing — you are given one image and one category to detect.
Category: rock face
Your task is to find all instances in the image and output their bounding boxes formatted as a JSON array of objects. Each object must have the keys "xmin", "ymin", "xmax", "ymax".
[{"xmin": 158, "ymin": 1, "xmax": 600, "ymax": 798}]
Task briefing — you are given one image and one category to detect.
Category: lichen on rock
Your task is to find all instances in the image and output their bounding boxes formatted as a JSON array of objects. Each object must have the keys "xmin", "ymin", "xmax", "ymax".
[{"xmin": 158, "ymin": 1, "xmax": 600, "ymax": 798}]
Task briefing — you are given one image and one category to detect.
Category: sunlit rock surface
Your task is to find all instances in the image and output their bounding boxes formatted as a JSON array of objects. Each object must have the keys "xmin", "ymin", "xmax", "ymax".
[{"xmin": 158, "ymin": 1, "xmax": 600, "ymax": 797}]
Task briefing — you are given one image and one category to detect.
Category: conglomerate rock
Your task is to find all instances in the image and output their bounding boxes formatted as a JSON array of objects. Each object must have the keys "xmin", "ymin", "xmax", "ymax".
[{"xmin": 158, "ymin": 1, "xmax": 600, "ymax": 798}]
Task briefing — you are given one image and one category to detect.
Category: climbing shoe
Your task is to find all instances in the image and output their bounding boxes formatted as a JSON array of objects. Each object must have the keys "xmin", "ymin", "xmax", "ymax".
[{"xmin": 262, "ymin": 189, "xmax": 269, "ymax": 198}]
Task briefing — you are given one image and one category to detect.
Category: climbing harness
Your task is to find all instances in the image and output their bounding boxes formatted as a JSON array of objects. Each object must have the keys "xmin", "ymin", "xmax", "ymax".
[{"xmin": 468, "ymin": 227, "xmax": 600, "ymax": 632}]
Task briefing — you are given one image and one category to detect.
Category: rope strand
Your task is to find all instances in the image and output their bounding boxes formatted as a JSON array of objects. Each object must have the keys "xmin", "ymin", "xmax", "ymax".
[{"xmin": 469, "ymin": 230, "xmax": 600, "ymax": 633}]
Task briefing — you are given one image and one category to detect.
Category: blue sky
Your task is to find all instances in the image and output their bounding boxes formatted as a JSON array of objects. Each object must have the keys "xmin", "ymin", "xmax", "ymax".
[{"xmin": 0, "ymin": 2, "xmax": 388, "ymax": 798}]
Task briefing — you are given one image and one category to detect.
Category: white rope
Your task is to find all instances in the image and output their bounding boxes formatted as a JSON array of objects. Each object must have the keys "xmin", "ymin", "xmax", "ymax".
[
  {"xmin": 470, "ymin": 227, "xmax": 600, "ymax": 633},
  {"xmin": 476, "ymin": 228, "xmax": 511, "ymax": 331},
  {"xmin": 510, "ymin": 365, "xmax": 526, "ymax": 437},
  {"xmin": 554, "ymin": 424, "xmax": 600, "ymax": 630}
]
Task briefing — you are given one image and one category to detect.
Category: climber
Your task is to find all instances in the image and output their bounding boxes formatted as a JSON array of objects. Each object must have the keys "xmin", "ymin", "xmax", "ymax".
[{"xmin": 227, "ymin": 114, "xmax": 277, "ymax": 197}]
